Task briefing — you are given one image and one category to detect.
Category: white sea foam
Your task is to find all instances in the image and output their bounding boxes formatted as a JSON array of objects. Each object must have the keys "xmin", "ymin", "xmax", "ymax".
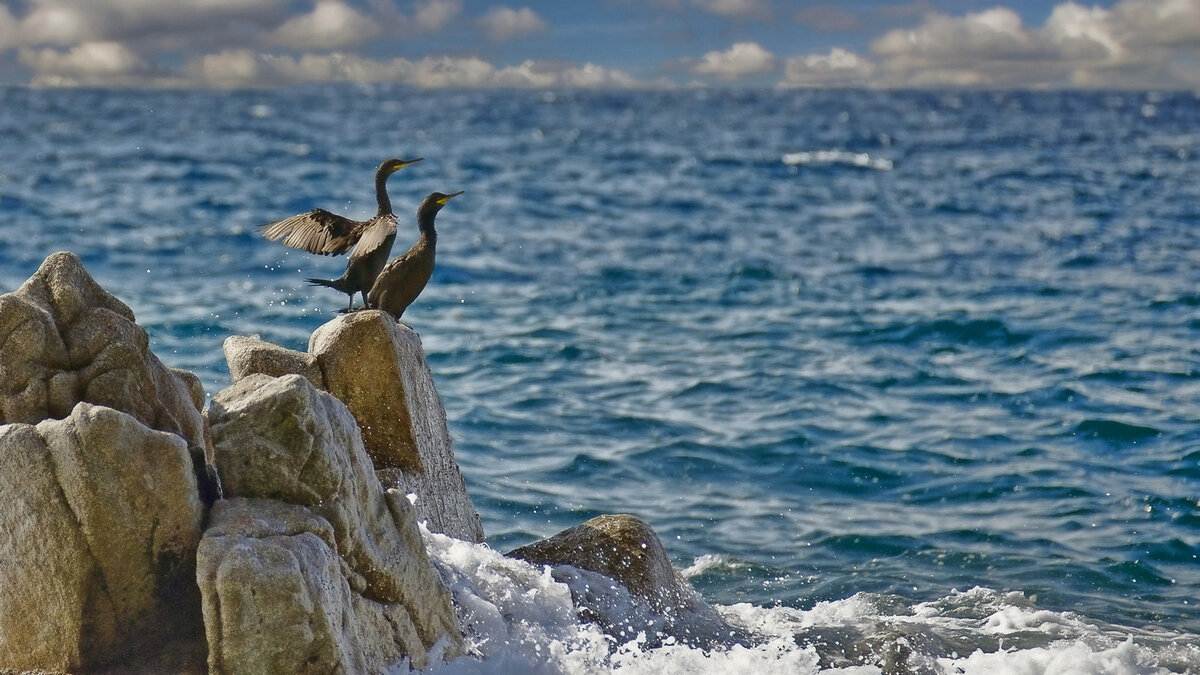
[
  {"xmin": 938, "ymin": 639, "xmax": 1171, "ymax": 675},
  {"xmin": 981, "ymin": 605, "xmax": 1082, "ymax": 635},
  {"xmin": 680, "ymin": 553, "xmax": 739, "ymax": 577},
  {"xmin": 414, "ymin": 530, "xmax": 1195, "ymax": 674},
  {"xmin": 781, "ymin": 150, "xmax": 893, "ymax": 171}
]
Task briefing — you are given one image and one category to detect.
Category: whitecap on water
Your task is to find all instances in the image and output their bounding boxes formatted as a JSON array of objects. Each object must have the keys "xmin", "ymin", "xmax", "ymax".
[
  {"xmin": 781, "ymin": 150, "xmax": 893, "ymax": 171},
  {"xmin": 680, "ymin": 553, "xmax": 741, "ymax": 578},
  {"xmin": 939, "ymin": 639, "xmax": 1171, "ymax": 675},
  {"xmin": 413, "ymin": 529, "xmax": 1195, "ymax": 674}
]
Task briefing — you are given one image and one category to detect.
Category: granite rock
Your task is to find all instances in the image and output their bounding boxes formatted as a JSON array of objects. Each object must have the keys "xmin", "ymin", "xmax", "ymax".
[
  {"xmin": 202, "ymin": 373, "xmax": 462, "ymax": 671},
  {"xmin": 225, "ymin": 310, "xmax": 483, "ymax": 542},
  {"xmin": 508, "ymin": 514, "xmax": 745, "ymax": 647},
  {"xmin": 223, "ymin": 335, "xmax": 322, "ymax": 388},
  {"xmin": 310, "ymin": 311, "xmax": 484, "ymax": 542},
  {"xmin": 0, "ymin": 403, "xmax": 205, "ymax": 672},
  {"xmin": 0, "ymin": 252, "xmax": 209, "ymax": 465},
  {"xmin": 198, "ymin": 499, "xmax": 430, "ymax": 674},
  {"xmin": 509, "ymin": 514, "xmax": 694, "ymax": 610}
]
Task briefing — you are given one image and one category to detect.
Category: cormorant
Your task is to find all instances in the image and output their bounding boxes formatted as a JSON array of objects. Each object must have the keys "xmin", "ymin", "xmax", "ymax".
[
  {"xmin": 258, "ymin": 157, "xmax": 423, "ymax": 310},
  {"xmin": 368, "ymin": 190, "xmax": 463, "ymax": 320}
]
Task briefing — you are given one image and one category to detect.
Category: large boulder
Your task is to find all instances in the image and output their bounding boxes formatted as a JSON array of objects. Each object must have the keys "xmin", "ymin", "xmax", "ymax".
[
  {"xmin": 201, "ymin": 373, "xmax": 462, "ymax": 672},
  {"xmin": 509, "ymin": 515, "xmax": 692, "ymax": 610},
  {"xmin": 310, "ymin": 312, "xmax": 483, "ymax": 543},
  {"xmin": 198, "ymin": 499, "xmax": 430, "ymax": 674},
  {"xmin": 224, "ymin": 310, "xmax": 483, "ymax": 542},
  {"xmin": 0, "ymin": 252, "xmax": 209, "ymax": 465},
  {"xmin": 508, "ymin": 514, "xmax": 744, "ymax": 647},
  {"xmin": 0, "ymin": 403, "xmax": 205, "ymax": 672}
]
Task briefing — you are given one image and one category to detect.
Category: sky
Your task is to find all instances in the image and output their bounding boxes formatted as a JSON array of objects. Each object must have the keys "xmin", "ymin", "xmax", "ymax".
[{"xmin": 0, "ymin": 0, "xmax": 1198, "ymax": 89}]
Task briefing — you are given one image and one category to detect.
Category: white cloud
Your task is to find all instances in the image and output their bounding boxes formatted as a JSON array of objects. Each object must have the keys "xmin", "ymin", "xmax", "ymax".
[
  {"xmin": 0, "ymin": 5, "xmax": 20, "ymax": 51},
  {"xmin": 865, "ymin": 0, "xmax": 1200, "ymax": 88},
  {"xmin": 872, "ymin": 8, "xmax": 1047, "ymax": 63},
  {"xmin": 494, "ymin": 60, "xmax": 642, "ymax": 88},
  {"xmin": 190, "ymin": 51, "xmax": 495, "ymax": 88},
  {"xmin": 868, "ymin": 8, "xmax": 1059, "ymax": 87},
  {"xmin": 19, "ymin": 40, "xmax": 149, "ymax": 86},
  {"xmin": 556, "ymin": 63, "xmax": 640, "ymax": 88},
  {"xmin": 350, "ymin": 0, "xmax": 462, "ymax": 38},
  {"xmin": 691, "ymin": 41, "xmax": 776, "ymax": 81},
  {"xmin": 194, "ymin": 48, "xmax": 262, "ymax": 88},
  {"xmin": 692, "ymin": 0, "xmax": 772, "ymax": 21},
  {"xmin": 1044, "ymin": 2, "xmax": 1121, "ymax": 60},
  {"xmin": 1113, "ymin": 0, "xmax": 1200, "ymax": 47},
  {"xmin": 184, "ymin": 49, "xmax": 647, "ymax": 89},
  {"xmin": 20, "ymin": 3, "xmax": 93, "ymax": 46},
  {"xmin": 780, "ymin": 48, "xmax": 875, "ymax": 87},
  {"xmin": 770, "ymin": 0, "xmax": 1200, "ymax": 89},
  {"xmin": 19, "ymin": 0, "xmax": 287, "ymax": 46},
  {"xmin": 8, "ymin": 0, "xmax": 1200, "ymax": 90},
  {"xmin": 478, "ymin": 6, "xmax": 548, "ymax": 43},
  {"xmin": 412, "ymin": 0, "xmax": 461, "ymax": 32},
  {"xmin": 5, "ymin": 0, "xmax": 462, "ymax": 65},
  {"xmin": 269, "ymin": 0, "xmax": 379, "ymax": 49}
]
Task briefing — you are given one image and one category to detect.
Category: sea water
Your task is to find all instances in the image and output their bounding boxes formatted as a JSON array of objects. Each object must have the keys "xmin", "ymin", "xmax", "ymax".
[{"xmin": 0, "ymin": 86, "xmax": 1198, "ymax": 672}]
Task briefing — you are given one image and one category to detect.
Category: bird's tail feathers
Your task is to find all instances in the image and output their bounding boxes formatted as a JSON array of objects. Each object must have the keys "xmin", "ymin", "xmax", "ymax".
[{"xmin": 305, "ymin": 277, "xmax": 348, "ymax": 291}]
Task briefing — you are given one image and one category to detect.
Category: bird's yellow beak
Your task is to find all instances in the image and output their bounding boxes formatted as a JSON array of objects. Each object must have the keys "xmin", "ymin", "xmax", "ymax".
[
  {"xmin": 437, "ymin": 190, "xmax": 465, "ymax": 205},
  {"xmin": 393, "ymin": 158, "xmax": 424, "ymax": 170}
]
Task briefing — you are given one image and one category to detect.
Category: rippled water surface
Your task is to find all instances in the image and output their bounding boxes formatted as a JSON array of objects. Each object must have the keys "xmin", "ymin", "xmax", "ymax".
[{"xmin": 1, "ymin": 87, "xmax": 1198, "ymax": 670}]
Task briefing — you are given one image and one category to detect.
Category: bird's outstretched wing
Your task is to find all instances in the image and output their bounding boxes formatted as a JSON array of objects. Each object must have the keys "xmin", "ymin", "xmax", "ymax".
[
  {"xmin": 349, "ymin": 213, "xmax": 398, "ymax": 262},
  {"xmin": 258, "ymin": 209, "xmax": 368, "ymax": 256}
]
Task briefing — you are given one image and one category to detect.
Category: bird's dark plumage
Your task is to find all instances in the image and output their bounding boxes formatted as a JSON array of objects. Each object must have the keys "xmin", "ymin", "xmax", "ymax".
[
  {"xmin": 368, "ymin": 190, "xmax": 463, "ymax": 321},
  {"xmin": 259, "ymin": 157, "xmax": 423, "ymax": 310}
]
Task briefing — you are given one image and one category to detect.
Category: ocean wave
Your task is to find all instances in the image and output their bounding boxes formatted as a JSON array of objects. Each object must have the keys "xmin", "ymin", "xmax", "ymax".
[
  {"xmin": 938, "ymin": 639, "xmax": 1174, "ymax": 675},
  {"xmin": 423, "ymin": 529, "xmax": 1197, "ymax": 674},
  {"xmin": 897, "ymin": 317, "xmax": 1030, "ymax": 347},
  {"xmin": 680, "ymin": 553, "xmax": 745, "ymax": 578},
  {"xmin": 1072, "ymin": 419, "xmax": 1163, "ymax": 444}
]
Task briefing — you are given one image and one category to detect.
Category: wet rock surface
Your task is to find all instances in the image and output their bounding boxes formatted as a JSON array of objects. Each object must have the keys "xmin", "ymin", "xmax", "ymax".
[
  {"xmin": 0, "ymin": 254, "xmax": 474, "ymax": 673},
  {"xmin": 311, "ymin": 312, "xmax": 484, "ymax": 542},
  {"xmin": 509, "ymin": 514, "xmax": 696, "ymax": 609},
  {"xmin": 508, "ymin": 514, "xmax": 747, "ymax": 648}
]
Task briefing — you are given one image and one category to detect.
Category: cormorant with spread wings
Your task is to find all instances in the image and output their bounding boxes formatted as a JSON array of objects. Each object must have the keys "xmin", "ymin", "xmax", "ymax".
[{"xmin": 259, "ymin": 157, "xmax": 423, "ymax": 310}]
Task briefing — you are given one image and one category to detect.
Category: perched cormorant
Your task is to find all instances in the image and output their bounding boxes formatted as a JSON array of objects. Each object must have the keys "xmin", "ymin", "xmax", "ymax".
[
  {"xmin": 368, "ymin": 190, "xmax": 463, "ymax": 320},
  {"xmin": 258, "ymin": 157, "xmax": 423, "ymax": 310}
]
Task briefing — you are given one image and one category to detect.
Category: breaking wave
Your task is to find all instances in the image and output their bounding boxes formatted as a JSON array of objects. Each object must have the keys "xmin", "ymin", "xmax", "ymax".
[{"xmin": 415, "ymin": 529, "xmax": 1197, "ymax": 674}]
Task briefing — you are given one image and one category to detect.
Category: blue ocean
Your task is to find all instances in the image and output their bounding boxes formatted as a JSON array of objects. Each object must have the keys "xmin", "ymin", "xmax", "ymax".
[{"xmin": 1, "ymin": 86, "xmax": 1198, "ymax": 672}]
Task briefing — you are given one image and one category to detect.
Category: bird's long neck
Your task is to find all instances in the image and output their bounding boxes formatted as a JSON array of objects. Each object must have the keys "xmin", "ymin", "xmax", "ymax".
[
  {"xmin": 417, "ymin": 209, "xmax": 439, "ymax": 242},
  {"xmin": 375, "ymin": 172, "xmax": 393, "ymax": 215}
]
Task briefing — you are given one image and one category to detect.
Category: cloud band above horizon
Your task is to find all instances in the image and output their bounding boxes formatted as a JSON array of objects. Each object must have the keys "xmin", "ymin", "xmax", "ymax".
[{"xmin": 0, "ymin": 0, "xmax": 1198, "ymax": 90}]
